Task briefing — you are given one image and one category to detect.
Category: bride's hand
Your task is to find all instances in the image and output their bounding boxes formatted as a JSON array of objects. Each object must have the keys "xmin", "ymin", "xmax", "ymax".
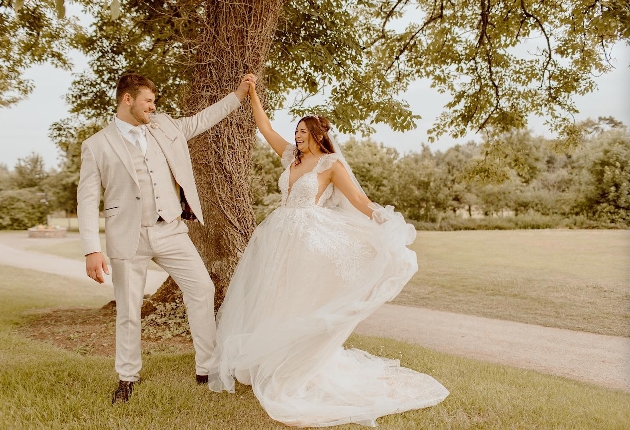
[
  {"xmin": 235, "ymin": 73, "xmax": 257, "ymax": 101},
  {"xmin": 248, "ymin": 78, "xmax": 257, "ymax": 96}
]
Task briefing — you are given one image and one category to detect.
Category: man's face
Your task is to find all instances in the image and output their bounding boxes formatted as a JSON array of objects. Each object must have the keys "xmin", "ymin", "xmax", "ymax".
[{"xmin": 128, "ymin": 88, "xmax": 156, "ymax": 125}]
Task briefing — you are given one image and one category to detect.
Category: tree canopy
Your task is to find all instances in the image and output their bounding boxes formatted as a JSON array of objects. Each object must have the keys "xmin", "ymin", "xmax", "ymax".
[
  {"xmin": 2, "ymin": 0, "xmax": 628, "ymax": 141},
  {"xmin": 0, "ymin": 0, "xmax": 81, "ymax": 107}
]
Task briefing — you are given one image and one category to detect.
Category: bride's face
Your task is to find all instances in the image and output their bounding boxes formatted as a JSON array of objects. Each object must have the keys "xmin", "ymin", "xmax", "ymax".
[{"xmin": 295, "ymin": 121, "xmax": 314, "ymax": 152}]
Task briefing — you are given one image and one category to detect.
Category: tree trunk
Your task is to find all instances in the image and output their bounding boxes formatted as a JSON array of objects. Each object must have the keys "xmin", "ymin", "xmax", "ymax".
[{"xmin": 142, "ymin": 1, "xmax": 285, "ymax": 317}]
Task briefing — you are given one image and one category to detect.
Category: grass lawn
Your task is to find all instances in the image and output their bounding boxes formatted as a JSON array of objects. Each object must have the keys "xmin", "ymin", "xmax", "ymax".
[
  {"xmin": 398, "ymin": 229, "xmax": 630, "ymax": 337},
  {"xmin": 25, "ymin": 233, "xmax": 163, "ymax": 271},
  {"xmin": 20, "ymin": 229, "xmax": 630, "ymax": 336},
  {"xmin": 25, "ymin": 234, "xmax": 107, "ymax": 261},
  {"xmin": 1, "ymin": 265, "xmax": 629, "ymax": 429}
]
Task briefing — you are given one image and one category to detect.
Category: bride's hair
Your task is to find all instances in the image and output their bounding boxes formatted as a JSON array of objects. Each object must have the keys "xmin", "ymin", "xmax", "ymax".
[{"xmin": 295, "ymin": 115, "xmax": 335, "ymax": 165}]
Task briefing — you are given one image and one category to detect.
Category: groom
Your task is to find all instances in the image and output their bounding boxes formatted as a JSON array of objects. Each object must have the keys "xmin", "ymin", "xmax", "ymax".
[{"xmin": 77, "ymin": 72, "xmax": 256, "ymax": 404}]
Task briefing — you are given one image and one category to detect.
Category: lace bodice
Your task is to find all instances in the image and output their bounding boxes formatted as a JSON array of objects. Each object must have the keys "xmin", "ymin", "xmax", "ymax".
[{"xmin": 278, "ymin": 145, "xmax": 339, "ymax": 208}]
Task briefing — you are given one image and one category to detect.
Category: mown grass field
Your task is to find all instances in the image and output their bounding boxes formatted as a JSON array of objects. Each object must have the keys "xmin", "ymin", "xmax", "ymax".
[
  {"xmin": 1, "ymin": 264, "xmax": 629, "ymax": 429},
  {"xmin": 25, "ymin": 234, "xmax": 107, "ymax": 261},
  {"xmin": 23, "ymin": 229, "xmax": 630, "ymax": 337},
  {"xmin": 24, "ymin": 233, "xmax": 163, "ymax": 271},
  {"xmin": 398, "ymin": 229, "xmax": 630, "ymax": 337}
]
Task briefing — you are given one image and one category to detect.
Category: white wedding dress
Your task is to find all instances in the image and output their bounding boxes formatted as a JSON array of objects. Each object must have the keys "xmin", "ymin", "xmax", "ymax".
[{"xmin": 207, "ymin": 145, "xmax": 449, "ymax": 427}]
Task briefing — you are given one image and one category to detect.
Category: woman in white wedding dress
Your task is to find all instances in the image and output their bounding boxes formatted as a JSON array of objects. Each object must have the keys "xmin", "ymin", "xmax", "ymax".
[{"xmin": 206, "ymin": 81, "xmax": 449, "ymax": 427}]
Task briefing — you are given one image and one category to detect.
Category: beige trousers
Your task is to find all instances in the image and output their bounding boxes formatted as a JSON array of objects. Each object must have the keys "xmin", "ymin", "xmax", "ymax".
[{"xmin": 110, "ymin": 219, "xmax": 215, "ymax": 381}]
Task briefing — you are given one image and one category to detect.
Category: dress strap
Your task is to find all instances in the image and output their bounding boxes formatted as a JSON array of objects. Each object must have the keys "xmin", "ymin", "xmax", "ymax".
[
  {"xmin": 281, "ymin": 144, "xmax": 296, "ymax": 168},
  {"xmin": 313, "ymin": 153, "xmax": 341, "ymax": 174}
]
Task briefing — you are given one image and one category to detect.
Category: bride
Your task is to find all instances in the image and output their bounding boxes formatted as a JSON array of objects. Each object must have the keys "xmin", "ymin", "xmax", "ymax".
[{"xmin": 206, "ymin": 80, "xmax": 449, "ymax": 427}]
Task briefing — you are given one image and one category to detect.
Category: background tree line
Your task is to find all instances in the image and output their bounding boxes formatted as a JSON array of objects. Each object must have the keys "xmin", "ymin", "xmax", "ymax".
[
  {"xmin": 251, "ymin": 117, "xmax": 630, "ymax": 229},
  {"xmin": 1, "ymin": 115, "xmax": 628, "ymax": 230},
  {"xmin": 0, "ymin": 152, "xmax": 77, "ymax": 230}
]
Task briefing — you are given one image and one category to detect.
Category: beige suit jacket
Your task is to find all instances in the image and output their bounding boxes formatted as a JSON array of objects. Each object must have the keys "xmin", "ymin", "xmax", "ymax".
[{"xmin": 77, "ymin": 93, "xmax": 241, "ymax": 259}]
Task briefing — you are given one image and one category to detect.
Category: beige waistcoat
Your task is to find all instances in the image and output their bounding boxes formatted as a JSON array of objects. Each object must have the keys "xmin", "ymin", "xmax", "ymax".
[{"xmin": 123, "ymin": 133, "xmax": 181, "ymax": 226}]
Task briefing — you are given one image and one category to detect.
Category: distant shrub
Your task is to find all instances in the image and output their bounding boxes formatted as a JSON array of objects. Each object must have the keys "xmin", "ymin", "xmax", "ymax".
[
  {"xmin": 410, "ymin": 214, "xmax": 627, "ymax": 231},
  {"xmin": 574, "ymin": 130, "xmax": 630, "ymax": 226},
  {"xmin": 0, "ymin": 189, "xmax": 47, "ymax": 230},
  {"xmin": 559, "ymin": 215, "xmax": 626, "ymax": 230}
]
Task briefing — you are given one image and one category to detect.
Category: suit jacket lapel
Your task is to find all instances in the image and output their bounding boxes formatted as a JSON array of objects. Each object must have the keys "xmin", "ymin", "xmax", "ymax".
[
  {"xmin": 103, "ymin": 122, "xmax": 140, "ymax": 188},
  {"xmin": 146, "ymin": 122, "xmax": 205, "ymax": 224}
]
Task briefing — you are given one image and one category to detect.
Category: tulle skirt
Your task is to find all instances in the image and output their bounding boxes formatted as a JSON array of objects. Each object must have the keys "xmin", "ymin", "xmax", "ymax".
[{"xmin": 207, "ymin": 204, "xmax": 449, "ymax": 427}]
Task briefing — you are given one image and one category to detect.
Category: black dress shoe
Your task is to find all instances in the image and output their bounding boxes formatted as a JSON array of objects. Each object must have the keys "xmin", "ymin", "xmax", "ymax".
[
  {"xmin": 112, "ymin": 380, "xmax": 135, "ymax": 404},
  {"xmin": 196, "ymin": 374, "xmax": 209, "ymax": 385}
]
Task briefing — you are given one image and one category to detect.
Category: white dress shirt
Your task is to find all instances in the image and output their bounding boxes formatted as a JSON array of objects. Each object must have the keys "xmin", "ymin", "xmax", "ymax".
[{"xmin": 114, "ymin": 116, "xmax": 148, "ymax": 155}]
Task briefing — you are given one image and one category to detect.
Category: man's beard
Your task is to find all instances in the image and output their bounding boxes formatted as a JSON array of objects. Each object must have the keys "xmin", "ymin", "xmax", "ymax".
[{"xmin": 130, "ymin": 103, "xmax": 150, "ymax": 125}]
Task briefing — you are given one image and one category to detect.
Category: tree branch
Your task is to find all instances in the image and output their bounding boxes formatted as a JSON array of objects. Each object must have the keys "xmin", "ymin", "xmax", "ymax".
[
  {"xmin": 519, "ymin": 0, "xmax": 552, "ymax": 88},
  {"xmin": 384, "ymin": 0, "xmax": 444, "ymax": 73},
  {"xmin": 474, "ymin": 0, "xmax": 500, "ymax": 132},
  {"xmin": 380, "ymin": 0, "xmax": 408, "ymax": 38},
  {"xmin": 477, "ymin": 0, "xmax": 489, "ymax": 47}
]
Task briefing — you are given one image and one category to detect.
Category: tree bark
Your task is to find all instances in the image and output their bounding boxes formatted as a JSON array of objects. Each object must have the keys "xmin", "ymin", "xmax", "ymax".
[{"xmin": 142, "ymin": 1, "xmax": 285, "ymax": 317}]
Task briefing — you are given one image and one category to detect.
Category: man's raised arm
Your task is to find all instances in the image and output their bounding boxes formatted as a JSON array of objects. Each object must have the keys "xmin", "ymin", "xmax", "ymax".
[{"xmin": 173, "ymin": 74, "xmax": 257, "ymax": 140}]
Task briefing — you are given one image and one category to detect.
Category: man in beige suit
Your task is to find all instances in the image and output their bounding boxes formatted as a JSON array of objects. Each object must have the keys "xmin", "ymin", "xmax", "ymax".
[{"xmin": 77, "ymin": 72, "xmax": 255, "ymax": 403}]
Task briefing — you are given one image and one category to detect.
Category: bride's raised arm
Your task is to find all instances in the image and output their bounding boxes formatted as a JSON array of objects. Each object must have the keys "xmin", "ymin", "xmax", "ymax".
[
  {"xmin": 248, "ymin": 81, "xmax": 292, "ymax": 157},
  {"xmin": 330, "ymin": 161, "xmax": 374, "ymax": 218}
]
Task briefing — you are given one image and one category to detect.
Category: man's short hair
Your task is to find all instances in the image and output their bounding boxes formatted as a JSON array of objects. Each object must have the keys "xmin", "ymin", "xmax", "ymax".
[{"xmin": 116, "ymin": 72, "xmax": 156, "ymax": 105}]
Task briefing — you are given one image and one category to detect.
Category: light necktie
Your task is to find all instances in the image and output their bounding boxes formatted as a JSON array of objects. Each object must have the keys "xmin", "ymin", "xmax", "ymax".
[{"xmin": 130, "ymin": 126, "xmax": 147, "ymax": 155}]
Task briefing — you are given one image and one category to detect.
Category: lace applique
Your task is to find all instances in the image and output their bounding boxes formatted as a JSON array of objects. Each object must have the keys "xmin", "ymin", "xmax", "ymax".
[
  {"xmin": 304, "ymin": 221, "xmax": 376, "ymax": 282},
  {"xmin": 278, "ymin": 168, "xmax": 290, "ymax": 205},
  {"xmin": 278, "ymin": 153, "xmax": 340, "ymax": 208},
  {"xmin": 272, "ymin": 207, "xmax": 309, "ymax": 238},
  {"xmin": 272, "ymin": 206, "xmax": 376, "ymax": 282}
]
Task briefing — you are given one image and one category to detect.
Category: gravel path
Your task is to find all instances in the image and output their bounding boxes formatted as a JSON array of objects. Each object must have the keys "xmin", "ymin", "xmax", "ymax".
[
  {"xmin": 1, "ymin": 231, "xmax": 628, "ymax": 392},
  {"xmin": 355, "ymin": 305, "xmax": 630, "ymax": 392},
  {"xmin": 0, "ymin": 232, "xmax": 168, "ymax": 296}
]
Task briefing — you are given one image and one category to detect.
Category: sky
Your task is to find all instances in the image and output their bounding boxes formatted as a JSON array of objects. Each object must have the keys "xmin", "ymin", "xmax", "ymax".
[{"xmin": 1, "ymin": 24, "xmax": 629, "ymax": 170}]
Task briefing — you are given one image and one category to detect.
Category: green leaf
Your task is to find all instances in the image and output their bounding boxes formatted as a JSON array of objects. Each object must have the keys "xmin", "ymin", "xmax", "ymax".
[{"xmin": 110, "ymin": 0, "xmax": 121, "ymax": 21}]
